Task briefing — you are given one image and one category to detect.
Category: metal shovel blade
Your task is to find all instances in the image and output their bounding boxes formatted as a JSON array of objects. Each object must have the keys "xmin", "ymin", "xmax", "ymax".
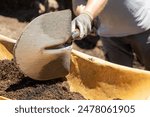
[{"xmin": 14, "ymin": 10, "xmax": 72, "ymax": 80}]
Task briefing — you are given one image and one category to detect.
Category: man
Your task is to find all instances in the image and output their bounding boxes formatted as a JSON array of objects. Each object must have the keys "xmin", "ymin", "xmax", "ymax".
[{"xmin": 72, "ymin": 0, "xmax": 150, "ymax": 70}]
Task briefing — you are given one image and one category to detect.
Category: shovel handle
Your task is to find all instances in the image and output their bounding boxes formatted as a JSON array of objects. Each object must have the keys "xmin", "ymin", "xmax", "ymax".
[
  {"xmin": 72, "ymin": 29, "xmax": 80, "ymax": 40},
  {"xmin": 65, "ymin": 29, "xmax": 80, "ymax": 45}
]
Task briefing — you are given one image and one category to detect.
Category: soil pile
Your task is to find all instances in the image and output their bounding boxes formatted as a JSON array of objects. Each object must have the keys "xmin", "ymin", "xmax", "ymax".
[{"xmin": 0, "ymin": 60, "xmax": 85, "ymax": 100}]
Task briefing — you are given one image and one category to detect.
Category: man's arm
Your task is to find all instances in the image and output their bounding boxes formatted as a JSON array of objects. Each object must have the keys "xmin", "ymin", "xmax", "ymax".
[
  {"xmin": 84, "ymin": 0, "xmax": 108, "ymax": 19},
  {"xmin": 72, "ymin": 0, "xmax": 108, "ymax": 39},
  {"xmin": 73, "ymin": 0, "xmax": 108, "ymax": 18},
  {"xmin": 72, "ymin": 0, "xmax": 86, "ymax": 15}
]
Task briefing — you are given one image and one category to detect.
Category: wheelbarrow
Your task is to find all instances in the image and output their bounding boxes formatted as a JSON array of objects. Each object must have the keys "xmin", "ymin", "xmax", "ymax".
[{"xmin": 1, "ymin": 34, "xmax": 150, "ymax": 100}]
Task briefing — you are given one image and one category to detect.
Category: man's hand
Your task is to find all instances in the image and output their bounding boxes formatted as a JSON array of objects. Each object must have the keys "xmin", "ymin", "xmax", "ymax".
[{"xmin": 72, "ymin": 13, "xmax": 92, "ymax": 39}]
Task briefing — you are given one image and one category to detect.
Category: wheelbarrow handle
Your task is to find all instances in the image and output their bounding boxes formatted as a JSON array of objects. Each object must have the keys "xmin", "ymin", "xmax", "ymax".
[{"xmin": 0, "ymin": 34, "xmax": 17, "ymax": 44}]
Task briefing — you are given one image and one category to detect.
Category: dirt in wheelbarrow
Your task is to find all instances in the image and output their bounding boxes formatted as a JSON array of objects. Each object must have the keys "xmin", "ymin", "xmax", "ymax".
[{"xmin": 0, "ymin": 60, "xmax": 85, "ymax": 100}]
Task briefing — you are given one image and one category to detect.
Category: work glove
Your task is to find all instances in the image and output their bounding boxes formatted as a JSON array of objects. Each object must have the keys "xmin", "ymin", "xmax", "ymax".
[{"xmin": 72, "ymin": 12, "xmax": 93, "ymax": 40}]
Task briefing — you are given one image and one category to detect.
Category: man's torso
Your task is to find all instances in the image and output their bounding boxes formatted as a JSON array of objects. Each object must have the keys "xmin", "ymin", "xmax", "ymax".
[{"xmin": 98, "ymin": 0, "xmax": 150, "ymax": 37}]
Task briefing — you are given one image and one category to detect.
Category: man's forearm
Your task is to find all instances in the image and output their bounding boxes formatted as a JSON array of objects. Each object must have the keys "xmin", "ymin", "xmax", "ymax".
[
  {"xmin": 72, "ymin": 0, "xmax": 86, "ymax": 15},
  {"xmin": 84, "ymin": 0, "xmax": 108, "ymax": 19}
]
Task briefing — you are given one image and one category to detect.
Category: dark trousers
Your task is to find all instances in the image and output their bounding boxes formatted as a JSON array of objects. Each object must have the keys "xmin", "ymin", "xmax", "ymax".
[{"xmin": 101, "ymin": 30, "xmax": 150, "ymax": 70}]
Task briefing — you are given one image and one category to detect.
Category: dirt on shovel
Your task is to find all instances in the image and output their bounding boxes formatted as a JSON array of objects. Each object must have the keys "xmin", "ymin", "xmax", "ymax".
[{"xmin": 0, "ymin": 60, "xmax": 85, "ymax": 100}]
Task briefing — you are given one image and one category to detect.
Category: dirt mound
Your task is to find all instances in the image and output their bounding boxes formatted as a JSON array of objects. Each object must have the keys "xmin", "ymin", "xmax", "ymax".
[{"xmin": 0, "ymin": 60, "xmax": 85, "ymax": 100}]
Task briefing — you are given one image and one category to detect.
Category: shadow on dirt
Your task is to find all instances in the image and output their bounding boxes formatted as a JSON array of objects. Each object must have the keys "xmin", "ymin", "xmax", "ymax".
[
  {"xmin": 0, "ymin": 0, "xmax": 40, "ymax": 22},
  {"xmin": 5, "ymin": 77, "xmax": 66, "ymax": 92},
  {"xmin": 0, "ymin": 0, "xmax": 73, "ymax": 22},
  {"xmin": 0, "ymin": 10, "xmax": 39, "ymax": 22}
]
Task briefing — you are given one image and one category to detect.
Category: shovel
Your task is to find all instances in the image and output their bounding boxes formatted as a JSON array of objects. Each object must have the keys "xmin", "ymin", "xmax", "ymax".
[{"xmin": 14, "ymin": 10, "xmax": 79, "ymax": 80}]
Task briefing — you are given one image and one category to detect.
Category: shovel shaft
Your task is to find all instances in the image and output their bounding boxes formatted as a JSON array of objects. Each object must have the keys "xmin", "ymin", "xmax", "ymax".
[
  {"xmin": 66, "ymin": 29, "xmax": 80, "ymax": 45},
  {"xmin": 72, "ymin": 29, "xmax": 80, "ymax": 40}
]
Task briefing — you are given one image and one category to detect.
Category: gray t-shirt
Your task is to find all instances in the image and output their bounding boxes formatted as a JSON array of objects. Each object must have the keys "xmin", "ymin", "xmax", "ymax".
[{"xmin": 98, "ymin": 0, "xmax": 150, "ymax": 37}]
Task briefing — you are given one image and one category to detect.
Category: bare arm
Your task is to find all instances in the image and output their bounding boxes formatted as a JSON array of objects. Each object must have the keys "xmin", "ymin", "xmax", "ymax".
[
  {"xmin": 72, "ymin": 0, "xmax": 86, "ymax": 15},
  {"xmin": 72, "ymin": 0, "xmax": 108, "ymax": 39},
  {"xmin": 83, "ymin": 0, "xmax": 108, "ymax": 19}
]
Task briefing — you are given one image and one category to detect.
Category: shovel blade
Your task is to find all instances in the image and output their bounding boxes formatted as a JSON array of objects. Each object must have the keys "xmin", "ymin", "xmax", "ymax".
[{"xmin": 14, "ymin": 10, "xmax": 72, "ymax": 80}]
